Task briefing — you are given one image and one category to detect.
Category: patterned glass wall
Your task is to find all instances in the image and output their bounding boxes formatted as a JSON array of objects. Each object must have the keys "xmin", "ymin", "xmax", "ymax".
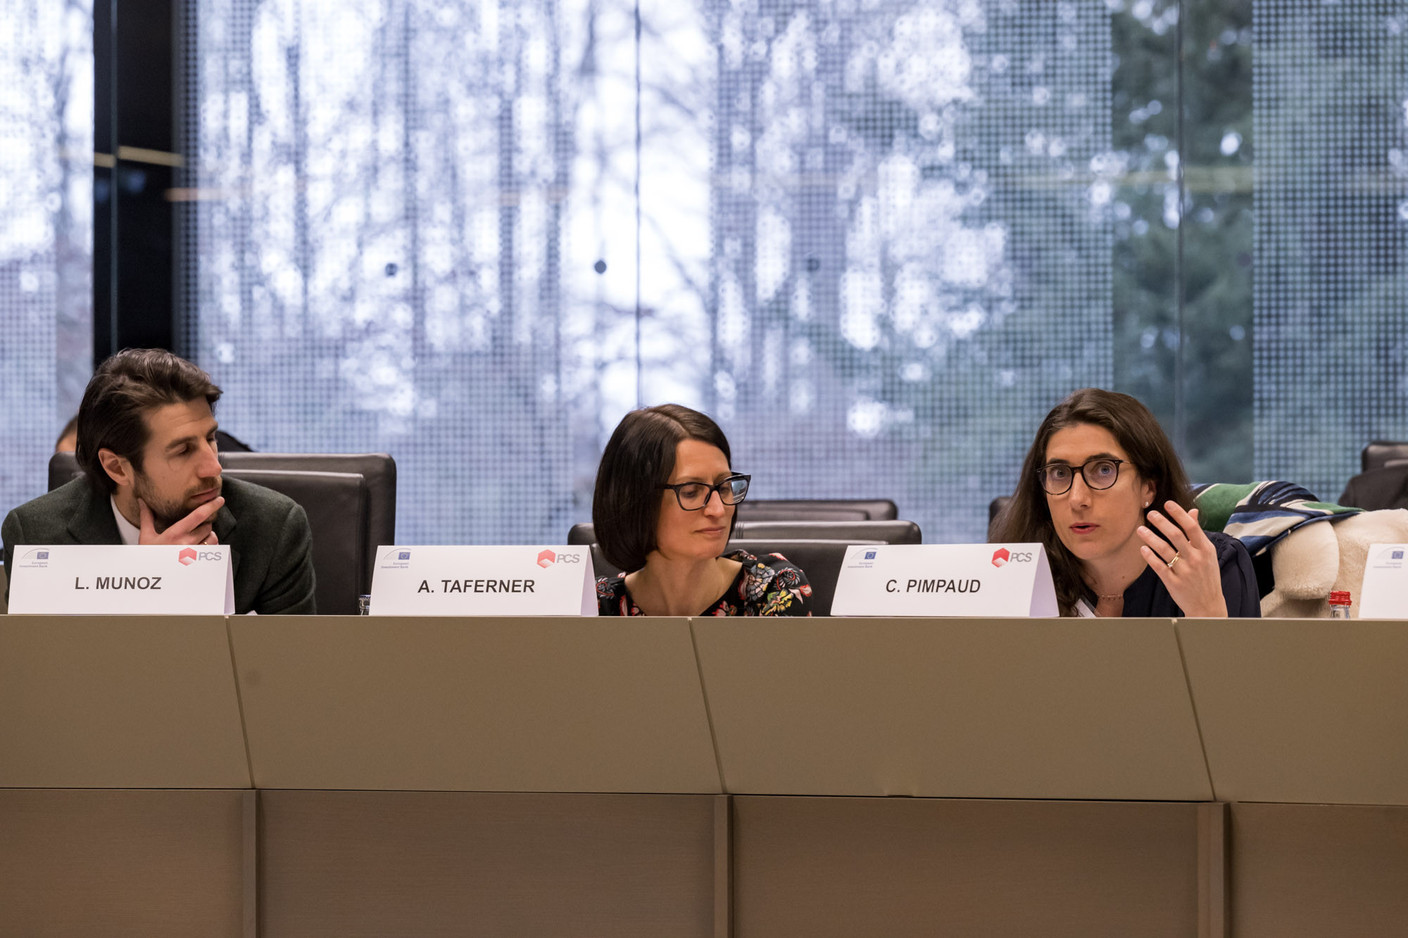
[
  {"xmin": 8, "ymin": 0, "xmax": 1398, "ymax": 544},
  {"xmin": 181, "ymin": 0, "xmax": 1114, "ymax": 545},
  {"xmin": 0, "ymin": 0, "xmax": 93, "ymax": 520},
  {"xmin": 1254, "ymin": 2, "xmax": 1408, "ymax": 500},
  {"xmin": 701, "ymin": 0, "xmax": 1113, "ymax": 542}
]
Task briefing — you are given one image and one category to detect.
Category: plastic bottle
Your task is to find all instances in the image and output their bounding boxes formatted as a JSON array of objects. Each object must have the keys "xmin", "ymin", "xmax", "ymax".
[{"xmin": 1328, "ymin": 590, "xmax": 1352, "ymax": 619}]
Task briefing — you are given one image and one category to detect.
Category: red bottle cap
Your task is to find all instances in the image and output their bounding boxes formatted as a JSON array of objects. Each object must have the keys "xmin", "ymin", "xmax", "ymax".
[{"xmin": 1329, "ymin": 590, "xmax": 1352, "ymax": 606}]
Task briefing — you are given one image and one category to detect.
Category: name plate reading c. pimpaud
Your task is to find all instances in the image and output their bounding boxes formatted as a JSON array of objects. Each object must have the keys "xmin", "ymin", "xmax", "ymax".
[
  {"xmin": 1358, "ymin": 543, "xmax": 1408, "ymax": 619},
  {"xmin": 370, "ymin": 545, "xmax": 597, "ymax": 616},
  {"xmin": 7, "ymin": 544, "xmax": 235, "ymax": 615},
  {"xmin": 830, "ymin": 543, "xmax": 1058, "ymax": 617}
]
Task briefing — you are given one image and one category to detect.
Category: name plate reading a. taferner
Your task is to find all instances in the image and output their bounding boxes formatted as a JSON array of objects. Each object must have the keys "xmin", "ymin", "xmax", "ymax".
[
  {"xmin": 369, "ymin": 546, "xmax": 597, "ymax": 616},
  {"xmin": 7, "ymin": 544, "xmax": 235, "ymax": 614},
  {"xmin": 830, "ymin": 543, "xmax": 1058, "ymax": 617}
]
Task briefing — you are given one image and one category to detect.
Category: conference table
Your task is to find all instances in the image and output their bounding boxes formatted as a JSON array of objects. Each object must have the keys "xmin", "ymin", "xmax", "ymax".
[{"xmin": 1, "ymin": 614, "xmax": 1406, "ymax": 937}]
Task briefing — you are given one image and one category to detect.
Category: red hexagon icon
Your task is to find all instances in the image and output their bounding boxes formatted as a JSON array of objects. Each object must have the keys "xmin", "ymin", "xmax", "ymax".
[
  {"xmin": 991, "ymin": 547, "xmax": 1010, "ymax": 568},
  {"xmin": 179, "ymin": 547, "xmax": 198, "ymax": 566},
  {"xmin": 537, "ymin": 549, "xmax": 556, "ymax": 568}
]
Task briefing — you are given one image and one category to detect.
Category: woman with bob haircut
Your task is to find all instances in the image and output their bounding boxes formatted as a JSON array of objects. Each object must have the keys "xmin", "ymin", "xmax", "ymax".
[
  {"xmin": 592, "ymin": 404, "xmax": 811, "ymax": 616},
  {"xmin": 991, "ymin": 388, "xmax": 1259, "ymax": 617}
]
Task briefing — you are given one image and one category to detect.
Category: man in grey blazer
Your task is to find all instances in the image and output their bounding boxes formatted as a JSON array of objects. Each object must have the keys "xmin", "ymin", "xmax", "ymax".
[{"xmin": 2, "ymin": 349, "xmax": 316, "ymax": 615}]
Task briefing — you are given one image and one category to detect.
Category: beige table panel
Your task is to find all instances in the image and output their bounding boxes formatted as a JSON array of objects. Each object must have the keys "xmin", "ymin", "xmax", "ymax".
[
  {"xmin": 693, "ymin": 617, "xmax": 1211, "ymax": 799},
  {"xmin": 0, "ymin": 789, "xmax": 253, "ymax": 938},
  {"xmin": 1179, "ymin": 618, "xmax": 1408, "ymax": 804},
  {"xmin": 259, "ymin": 790, "xmax": 723, "ymax": 938},
  {"xmin": 1230, "ymin": 802, "xmax": 1408, "ymax": 937},
  {"xmin": 732, "ymin": 796, "xmax": 1222, "ymax": 938},
  {"xmin": 230, "ymin": 616, "xmax": 721, "ymax": 791},
  {"xmin": 0, "ymin": 615, "xmax": 250, "ymax": 788}
]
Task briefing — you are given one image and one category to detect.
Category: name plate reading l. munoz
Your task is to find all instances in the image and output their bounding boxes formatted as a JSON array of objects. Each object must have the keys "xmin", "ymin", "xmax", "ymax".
[
  {"xmin": 830, "ymin": 543, "xmax": 1057, "ymax": 617},
  {"xmin": 369, "ymin": 546, "xmax": 597, "ymax": 616},
  {"xmin": 8, "ymin": 544, "xmax": 235, "ymax": 615}
]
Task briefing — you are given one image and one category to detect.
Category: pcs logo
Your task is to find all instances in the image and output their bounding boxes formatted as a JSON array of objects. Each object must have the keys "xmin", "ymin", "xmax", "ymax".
[
  {"xmin": 536, "ymin": 549, "xmax": 582, "ymax": 568},
  {"xmin": 991, "ymin": 547, "xmax": 1034, "ymax": 568},
  {"xmin": 179, "ymin": 547, "xmax": 223, "ymax": 566}
]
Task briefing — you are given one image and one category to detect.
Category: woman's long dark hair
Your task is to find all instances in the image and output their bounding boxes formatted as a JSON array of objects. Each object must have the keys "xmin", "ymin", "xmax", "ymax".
[{"xmin": 990, "ymin": 388, "xmax": 1194, "ymax": 615}]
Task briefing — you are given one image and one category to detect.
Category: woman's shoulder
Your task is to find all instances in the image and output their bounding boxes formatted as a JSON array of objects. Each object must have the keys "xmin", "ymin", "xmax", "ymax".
[
  {"xmin": 1206, "ymin": 529, "xmax": 1253, "ymax": 564},
  {"xmin": 724, "ymin": 548, "xmax": 810, "ymax": 582},
  {"xmin": 1202, "ymin": 529, "xmax": 1262, "ymax": 616},
  {"xmin": 596, "ymin": 570, "xmax": 628, "ymax": 592},
  {"xmin": 595, "ymin": 571, "xmax": 634, "ymax": 615},
  {"xmin": 721, "ymin": 548, "xmax": 812, "ymax": 616}
]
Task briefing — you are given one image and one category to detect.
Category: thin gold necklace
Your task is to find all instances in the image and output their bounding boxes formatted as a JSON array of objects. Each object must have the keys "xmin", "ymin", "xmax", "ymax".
[{"xmin": 1085, "ymin": 578, "xmax": 1126, "ymax": 602}]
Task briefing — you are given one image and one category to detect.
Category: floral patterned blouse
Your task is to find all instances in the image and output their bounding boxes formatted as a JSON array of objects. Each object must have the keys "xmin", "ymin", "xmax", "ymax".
[{"xmin": 596, "ymin": 549, "xmax": 813, "ymax": 617}]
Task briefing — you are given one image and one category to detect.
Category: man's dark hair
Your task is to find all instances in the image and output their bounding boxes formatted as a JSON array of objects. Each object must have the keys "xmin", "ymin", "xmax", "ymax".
[
  {"xmin": 592, "ymin": 404, "xmax": 735, "ymax": 572},
  {"xmin": 75, "ymin": 349, "xmax": 222, "ymax": 494}
]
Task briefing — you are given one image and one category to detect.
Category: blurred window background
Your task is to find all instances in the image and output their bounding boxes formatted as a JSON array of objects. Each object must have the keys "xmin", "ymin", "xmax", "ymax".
[
  {"xmin": 0, "ymin": 0, "xmax": 93, "ymax": 513},
  {"xmin": 3, "ymin": 0, "xmax": 1406, "ymax": 546}
]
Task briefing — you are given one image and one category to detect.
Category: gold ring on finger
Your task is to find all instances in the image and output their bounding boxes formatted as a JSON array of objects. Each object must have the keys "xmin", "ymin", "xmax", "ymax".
[{"xmin": 1166, "ymin": 552, "xmax": 1181, "ymax": 569}]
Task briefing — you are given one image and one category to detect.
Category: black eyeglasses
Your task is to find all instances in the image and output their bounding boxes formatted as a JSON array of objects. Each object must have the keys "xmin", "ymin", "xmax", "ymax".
[
  {"xmin": 658, "ymin": 474, "xmax": 751, "ymax": 510},
  {"xmin": 1037, "ymin": 458, "xmax": 1126, "ymax": 496}
]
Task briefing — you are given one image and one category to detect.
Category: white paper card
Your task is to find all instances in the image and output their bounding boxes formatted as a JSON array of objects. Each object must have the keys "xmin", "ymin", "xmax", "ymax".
[
  {"xmin": 1358, "ymin": 543, "xmax": 1408, "ymax": 619},
  {"xmin": 7, "ymin": 544, "xmax": 235, "ymax": 615},
  {"xmin": 370, "ymin": 546, "xmax": 597, "ymax": 616},
  {"xmin": 830, "ymin": 543, "xmax": 1058, "ymax": 617}
]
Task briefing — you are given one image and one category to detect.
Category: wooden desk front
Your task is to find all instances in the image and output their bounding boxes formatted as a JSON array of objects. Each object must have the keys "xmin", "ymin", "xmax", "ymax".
[{"xmin": 2, "ymin": 614, "xmax": 1406, "ymax": 937}]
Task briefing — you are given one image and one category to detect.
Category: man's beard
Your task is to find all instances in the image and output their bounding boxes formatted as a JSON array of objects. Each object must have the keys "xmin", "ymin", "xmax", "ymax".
[{"xmin": 133, "ymin": 472, "xmax": 222, "ymax": 532}]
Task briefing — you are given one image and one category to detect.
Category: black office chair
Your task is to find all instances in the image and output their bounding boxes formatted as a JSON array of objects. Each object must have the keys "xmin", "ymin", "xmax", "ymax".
[
  {"xmin": 221, "ymin": 469, "xmax": 367, "ymax": 615},
  {"xmin": 1362, "ymin": 441, "xmax": 1408, "ymax": 473},
  {"xmin": 735, "ymin": 498, "xmax": 899, "ymax": 521},
  {"xmin": 215, "ymin": 453, "xmax": 396, "ymax": 597},
  {"xmin": 728, "ymin": 519, "xmax": 921, "ymax": 544},
  {"xmin": 48, "ymin": 451, "xmax": 396, "ymax": 613},
  {"xmin": 988, "ymin": 496, "xmax": 1012, "ymax": 540},
  {"xmin": 569, "ymin": 519, "xmax": 921, "ymax": 547}
]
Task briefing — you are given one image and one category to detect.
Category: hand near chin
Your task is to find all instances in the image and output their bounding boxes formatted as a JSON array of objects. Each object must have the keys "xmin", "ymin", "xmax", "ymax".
[
  {"xmin": 1137, "ymin": 502, "xmax": 1228, "ymax": 618},
  {"xmin": 137, "ymin": 497, "xmax": 225, "ymax": 546}
]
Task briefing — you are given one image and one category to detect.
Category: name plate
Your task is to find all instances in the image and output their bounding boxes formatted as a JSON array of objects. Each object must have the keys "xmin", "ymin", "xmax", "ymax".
[
  {"xmin": 8, "ymin": 544, "xmax": 235, "ymax": 615},
  {"xmin": 370, "ymin": 545, "xmax": 597, "ymax": 616},
  {"xmin": 830, "ymin": 543, "xmax": 1058, "ymax": 617},
  {"xmin": 1359, "ymin": 543, "xmax": 1408, "ymax": 619}
]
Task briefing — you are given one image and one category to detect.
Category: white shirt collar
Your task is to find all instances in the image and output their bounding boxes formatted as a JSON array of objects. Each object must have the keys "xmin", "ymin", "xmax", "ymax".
[{"xmin": 110, "ymin": 496, "xmax": 140, "ymax": 546}]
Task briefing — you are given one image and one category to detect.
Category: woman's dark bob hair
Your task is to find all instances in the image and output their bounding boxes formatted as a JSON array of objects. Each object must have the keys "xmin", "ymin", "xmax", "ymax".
[
  {"xmin": 592, "ymin": 404, "xmax": 735, "ymax": 573},
  {"xmin": 990, "ymin": 388, "xmax": 1194, "ymax": 615}
]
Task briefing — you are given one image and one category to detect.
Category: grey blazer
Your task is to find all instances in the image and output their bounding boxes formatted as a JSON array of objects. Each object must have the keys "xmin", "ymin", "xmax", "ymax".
[{"xmin": 2, "ymin": 476, "xmax": 316, "ymax": 615}]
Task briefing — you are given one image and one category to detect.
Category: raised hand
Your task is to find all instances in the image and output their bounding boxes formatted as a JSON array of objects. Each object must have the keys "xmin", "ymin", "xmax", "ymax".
[
  {"xmin": 138, "ymin": 496, "xmax": 224, "ymax": 546},
  {"xmin": 1137, "ymin": 502, "xmax": 1228, "ymax": 618}
]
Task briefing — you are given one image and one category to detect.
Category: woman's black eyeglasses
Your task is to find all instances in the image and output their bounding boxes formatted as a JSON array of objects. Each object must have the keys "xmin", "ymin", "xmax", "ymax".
[
  {"xmin": 1037, "ymin": 458, "xmax": 1125, "ymax": 496},
  {"xmin": 658, "ymin": 474, "xmax": 751, "ymax": 510}
]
